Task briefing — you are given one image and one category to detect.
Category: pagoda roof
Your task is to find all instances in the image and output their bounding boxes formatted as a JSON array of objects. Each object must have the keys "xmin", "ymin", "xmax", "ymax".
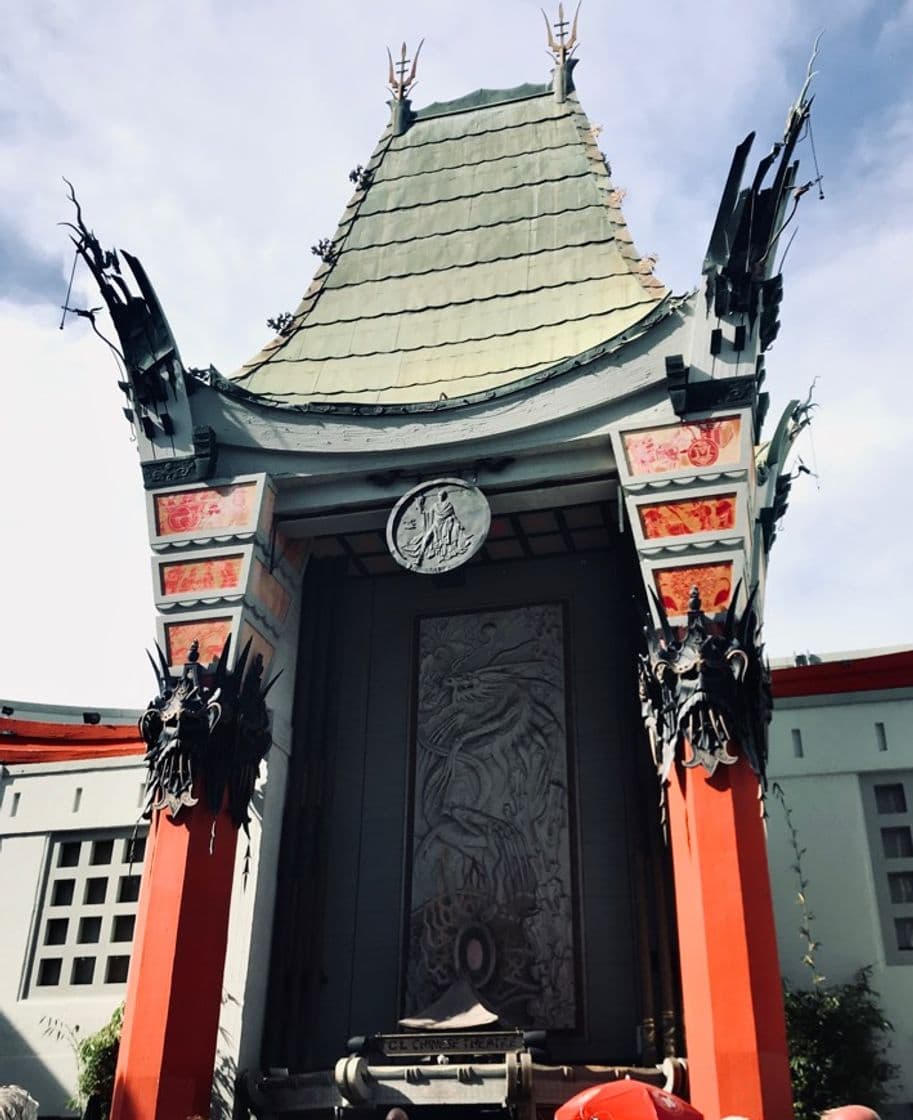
[{"xmin": 226, "ymin": 80, "xmax": 671, "ymax": 411}]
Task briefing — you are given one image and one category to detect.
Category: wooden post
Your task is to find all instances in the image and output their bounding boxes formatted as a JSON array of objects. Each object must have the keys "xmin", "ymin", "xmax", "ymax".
[
  {"xmin": 110, "ymin": 803, "xmax": 237, "ymax": 1120},
  {"xmin": 666, "ymin": 757, "xmax": 793, "ymax": 1120}
]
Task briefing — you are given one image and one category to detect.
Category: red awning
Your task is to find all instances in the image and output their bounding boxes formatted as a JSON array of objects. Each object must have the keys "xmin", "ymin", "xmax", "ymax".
[{"xmin": 0, "ymin": 717, "xmax": 143, "ymax": 764}]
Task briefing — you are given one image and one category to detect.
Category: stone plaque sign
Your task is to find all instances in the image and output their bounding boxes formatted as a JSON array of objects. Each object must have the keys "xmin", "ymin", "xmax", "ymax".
[
  {"xmin": 404, "ymin": 604, "xmax": 578, "ymax": 1029},
  {"xmin": 387, "ymin": 479, "xmax": 490, "ymax": 574}
]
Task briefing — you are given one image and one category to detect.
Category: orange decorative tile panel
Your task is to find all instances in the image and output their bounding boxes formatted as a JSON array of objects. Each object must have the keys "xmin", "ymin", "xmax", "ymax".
[
  {"xmin": 154, "ymin": 483, "xmax": 257, "ymax": 537},
  {"xmin": 160, "ymin": 556, "xmax": 244, "ymax": 597},
  {"xmin": 654, "ymin": 562, "xmax": 734, "ymax": 615},
  {"xmin": 250, "ymin": 560, "xmax": 291, "ymax": 623},
  {"xmin": 623, "ymin": 418, "xmax": 741, "ymax": 476},
  {"xmin": 165, "ymin": 618, "xmax": 232, "ymax": 667},
  {"xmin": 639, "ymin": 494, "xmax": 737, "ymax": 539},
  {"xmin": 238, "ymin": 621, "xmax": 274, "ymax": 675},
  {"xmin": 278, "ymin": 536, "xmax": 309, "ymax": 573}
]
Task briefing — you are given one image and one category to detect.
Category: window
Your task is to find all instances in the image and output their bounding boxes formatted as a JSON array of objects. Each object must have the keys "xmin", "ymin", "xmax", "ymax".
[
  {"xmin": 862, "ymin": 773, "xmax": 913, "ymax": 965},
  {"xmin": 26, "ymin": 830, "xmax": 146, "ymax": 996},
  {"xmin": 882, "ymin": 827, "xmax": 913, "ymax": 858},
  {"xmin": 876, "ymin": 783, "xmax": 907, "ymax": 814}
]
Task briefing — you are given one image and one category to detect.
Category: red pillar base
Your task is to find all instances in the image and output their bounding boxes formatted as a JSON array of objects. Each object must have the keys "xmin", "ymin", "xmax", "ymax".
[
  {"xmin": 667, "ymin": 760, "xmax": 793, "ymax": 1120},
  {"xmin": 111, "ymin": 805, "xmax": 237, "ymax": 1120}
]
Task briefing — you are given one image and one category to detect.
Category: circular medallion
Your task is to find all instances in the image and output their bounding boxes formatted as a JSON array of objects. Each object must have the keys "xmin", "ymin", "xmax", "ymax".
[{"xmin": 387, "ymin": 478, "xmax": 491, "ymax": 574}]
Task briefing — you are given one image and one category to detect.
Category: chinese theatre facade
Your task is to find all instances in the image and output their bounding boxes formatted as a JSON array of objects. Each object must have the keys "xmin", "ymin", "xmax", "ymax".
[{"xmin": 69, "ymin": 15, "xmax": 818, "ymax": 1120}]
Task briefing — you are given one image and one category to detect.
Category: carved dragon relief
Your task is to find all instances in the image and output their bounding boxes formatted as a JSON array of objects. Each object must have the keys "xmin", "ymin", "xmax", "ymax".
[
  {"xmin": 405, "ymin": 605, "xmax": 577, "ymax": 1029},
  {"xmin": 638, "ymin": 583, "xmax": 771, "ymax": 790}
]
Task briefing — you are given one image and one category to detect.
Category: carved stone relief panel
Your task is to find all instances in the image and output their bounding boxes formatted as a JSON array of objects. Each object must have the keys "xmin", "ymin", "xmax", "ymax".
[{"xmin": 404, "ymin": 604, "xmax": 577, "ymax": 1028}]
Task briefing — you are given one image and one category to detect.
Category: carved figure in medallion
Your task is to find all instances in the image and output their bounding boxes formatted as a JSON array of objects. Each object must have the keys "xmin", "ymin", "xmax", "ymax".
[{"xmin": 387, "ymin": 479, "xmax": 490, "ymax": 574}]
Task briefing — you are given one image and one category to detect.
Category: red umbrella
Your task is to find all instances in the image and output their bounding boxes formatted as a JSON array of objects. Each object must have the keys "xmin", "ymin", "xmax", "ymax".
[{"xmin": 555, "ymin": 1080, "xmax": 703, "ymax": 1120}]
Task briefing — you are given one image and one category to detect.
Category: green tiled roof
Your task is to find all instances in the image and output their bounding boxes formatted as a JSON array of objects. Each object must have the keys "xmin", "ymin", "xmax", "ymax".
[{"xmin": 229, "ymin": 83, "xmax": 669, "ymax": 409}]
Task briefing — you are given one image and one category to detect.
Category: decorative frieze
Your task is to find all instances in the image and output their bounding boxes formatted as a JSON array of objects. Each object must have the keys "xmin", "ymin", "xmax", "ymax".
[
  {"xmin": 159, "ymin": 554, "xmax": 245, "ymax": 598},
  {"xmin": 638, "ymin": 494, "xmax": 737, "ymax": 540},
  {"xmin": 152, "ymin": 481, "xmax": 259, "ymax": 542},
  {"xmin": 164, "ymin": 614, "xmax": 234, "ymax": 667},
  {"xmin": 654, "ymin": 560, "xmax": 734, "ymax": 618},
  {"xmin": 620, "ymin": 415, "xmax": 744, "ymax": 481}
]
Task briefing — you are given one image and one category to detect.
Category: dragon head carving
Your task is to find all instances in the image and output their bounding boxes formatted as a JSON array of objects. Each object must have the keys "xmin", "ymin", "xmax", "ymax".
[
  {"xmin": 639, "ymin": 582, "xmax": 770, "ymax": 786},
  {"xmin": 139, "ymin": 636, "xmax": 278, "ymax": 828}
]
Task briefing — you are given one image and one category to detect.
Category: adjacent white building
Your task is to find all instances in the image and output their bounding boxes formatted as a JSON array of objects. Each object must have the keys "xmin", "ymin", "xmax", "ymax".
[
  {"xmin": 0, "ymin": 701, "xmax": 145, "ymax": 1115},
  {"xmin": 767, "ymin": 647, "xmax": 913, "ymax": 1110}
]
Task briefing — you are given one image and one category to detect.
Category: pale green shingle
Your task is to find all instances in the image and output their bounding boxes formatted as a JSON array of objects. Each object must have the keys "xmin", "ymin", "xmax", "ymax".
[{"xmin": 230, "ymin": 82, "xmax": 667, "ymax": 408}]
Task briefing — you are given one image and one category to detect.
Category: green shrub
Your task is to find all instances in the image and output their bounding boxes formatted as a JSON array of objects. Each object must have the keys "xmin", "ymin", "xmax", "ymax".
[
  {"xmin": 785, "ymin": 967, "xmax": 898, "ymax": 1120},
  {"xmin": 74, "ymin": 1004, "xmax": 123, "ymax": 1114},
  {"xmin": 43, "ymin": 1004, "xmax": 123, "ymax": 1117}
]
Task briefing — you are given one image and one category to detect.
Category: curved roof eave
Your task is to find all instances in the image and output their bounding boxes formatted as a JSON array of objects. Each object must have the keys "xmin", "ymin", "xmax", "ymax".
[{"xmin": 203, "ymin": 291, "xmax": 689, "ymax": 419}]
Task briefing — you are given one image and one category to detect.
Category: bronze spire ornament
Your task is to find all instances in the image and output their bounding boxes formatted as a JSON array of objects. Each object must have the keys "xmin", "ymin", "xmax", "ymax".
[
  {"xmin": 542, "ymin": 2, "xmax": 580, "ymax": 66},
  {"xmin": 387, "ymin": 39, "xmax": 423, "ymax": 101}
]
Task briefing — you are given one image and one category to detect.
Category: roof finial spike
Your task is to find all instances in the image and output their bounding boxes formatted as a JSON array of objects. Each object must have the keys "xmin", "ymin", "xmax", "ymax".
[
  {"xmin": 386, "ymin": 37, "xmax": 423, "ymax": 135},
  {"xmin": 387, "ymin": 38, "xmax": 423, "ymax": 102},
  {"xmin": 542, "ymin": 2, "xmax": 580, "ymax": 102}
]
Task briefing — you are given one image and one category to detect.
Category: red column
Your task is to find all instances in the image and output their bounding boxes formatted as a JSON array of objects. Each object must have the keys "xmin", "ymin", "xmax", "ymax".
[
  {"xmin": 110, "ymin": 803, "xmax": 237, "ymax": 1120},
  {"xmin": 666, "ymin": 758, "xmax": 793, "ymax": 1120}
]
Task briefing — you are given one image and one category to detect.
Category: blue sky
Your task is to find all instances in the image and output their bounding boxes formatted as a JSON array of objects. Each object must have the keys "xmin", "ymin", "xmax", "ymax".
[{"xmin": 1, "ymin": 0, "xmax": 912, "ymax": 706}]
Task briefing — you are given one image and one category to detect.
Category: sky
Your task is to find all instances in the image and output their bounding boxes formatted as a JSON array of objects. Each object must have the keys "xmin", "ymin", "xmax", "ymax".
[{"xmin": 1, "ymin": 0, "xmax": 912, "ymax": 708}]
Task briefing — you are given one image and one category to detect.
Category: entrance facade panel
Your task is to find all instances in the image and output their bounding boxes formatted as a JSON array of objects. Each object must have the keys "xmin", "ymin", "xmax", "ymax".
[{"xmin": 287, "ymin": 547, "xmax": 644, "ymax": 1068}]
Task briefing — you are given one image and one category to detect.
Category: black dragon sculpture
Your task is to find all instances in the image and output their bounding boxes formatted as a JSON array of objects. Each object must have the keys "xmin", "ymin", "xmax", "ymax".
[
  {"xmin": 638, "ymin": 582, "xmax": 771, "ymax": 789},
  {"xmin": 139, "ymin": 637, "xmax": 277, "ymax": 830}
]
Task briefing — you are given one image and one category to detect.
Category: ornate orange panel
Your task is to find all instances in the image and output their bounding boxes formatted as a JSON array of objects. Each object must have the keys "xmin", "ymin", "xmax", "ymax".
[
  {"xmin": 623, "ymin": 418, "xmax": 741, "ymax": 476},
  {"xmin": 250, "ymin": 560, "xmax": 291, "ymax": 623},
  {"xmin": 654, "ymin": 561, "xmax": 733, "ymax": 615},
  {"xmin": 278, "ymin": 536, "xmax": 309, "ymax": 573},
  {"xmin": 639, "ymin": 494, "xmax": 737, "ymax": 539},
  {"xmin": 160, "ymin": 556, "xmax": 244, "ymax": 597},
  {"xmin": 154, "ymin": 483, "xmax": 257, "ymax": 537},
  {"xmin": 238, "ymin": 621, "xmax": 274, "ymax": 675},
  {"xmin": 164, "ymin": 618, "xmax": 232, "ymax": 666}
]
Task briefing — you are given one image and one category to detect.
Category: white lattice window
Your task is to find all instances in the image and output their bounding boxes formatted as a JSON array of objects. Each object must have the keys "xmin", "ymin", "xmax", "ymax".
[
  {"xmin": 26, "ymin": 830, "xmax": 147, "ymax": 995},
  {"xmin": 862, "ymin": 772, "xmax": 913, "ymax": 966}
]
